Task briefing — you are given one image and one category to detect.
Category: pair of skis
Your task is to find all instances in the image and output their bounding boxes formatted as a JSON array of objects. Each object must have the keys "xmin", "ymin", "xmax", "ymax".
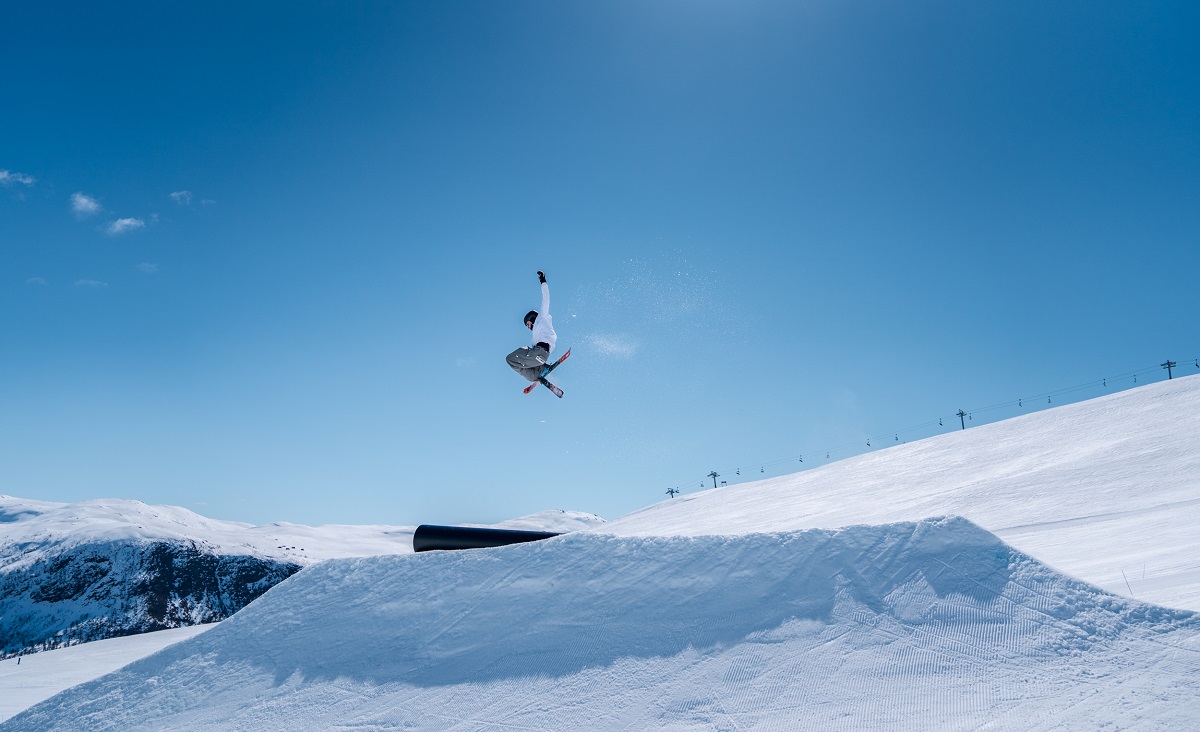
[{"xmin": 523, "ymin": 348, "xmax": 570, "ymax": 398}]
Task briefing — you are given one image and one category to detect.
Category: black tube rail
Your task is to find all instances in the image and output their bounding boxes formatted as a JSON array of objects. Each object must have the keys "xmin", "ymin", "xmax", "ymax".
[{"xmin": 413, "ymin": 524, "xmax": 563, "ymax": 552}]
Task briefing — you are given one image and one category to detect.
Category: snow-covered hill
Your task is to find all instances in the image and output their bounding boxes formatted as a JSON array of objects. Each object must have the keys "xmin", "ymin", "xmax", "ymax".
[
  {"xmin": 0, "ymin": 495, "xmax": 603, "ymax": 657},
  {"xmin": 604, "ymin": 373, "xmax": 1200, "ymax": 611},
  {"xmin": 4, "ymin": 376, "xmax": 1200, "ymax": 730}
]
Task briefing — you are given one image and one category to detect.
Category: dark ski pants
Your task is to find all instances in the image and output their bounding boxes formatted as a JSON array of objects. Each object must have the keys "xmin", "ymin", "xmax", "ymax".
[{"xmin": 506, "ymin": 345, "xmax": 549, "ymax": 382}]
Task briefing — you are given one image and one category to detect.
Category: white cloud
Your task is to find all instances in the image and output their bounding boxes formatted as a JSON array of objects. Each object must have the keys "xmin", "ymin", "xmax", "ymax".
[
  {"xmin": 170, "ymin": 190, "xmax": 193, "ymax": 206},
  {"xmin": 26, "ymin": 277, "xmax": 48, "ymax": 286},
  {"xmin": 585, "ymin": 333, "xmax": 639, "ymax": 360},
  {"xmin": 75, "ymin": 279, "xmax": 108, "ymax": 287},
  {"xmin": 0, "ymin": 170, "xmax": 35, "ymax": 187},
  {"xmin": 71, "ymin": 192, "xmax": 102, "ymax": 217},
  {"xmin": 106, "ymin": 217, "xmax": 145, "ymax": 235},
  {"xmin": 137, "ymin": 262, "xmax": 158, "ymax": 274}
]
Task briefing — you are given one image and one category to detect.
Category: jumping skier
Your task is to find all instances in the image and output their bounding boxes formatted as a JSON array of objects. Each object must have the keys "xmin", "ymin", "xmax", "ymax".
[{"xmin": 507, "ymin": 270, "xmax": 570, "ymax": 396}]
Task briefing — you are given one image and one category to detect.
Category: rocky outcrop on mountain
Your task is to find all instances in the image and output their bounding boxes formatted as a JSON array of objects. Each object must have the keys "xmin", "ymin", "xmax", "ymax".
[{"xmin": 0, "ymin": 540, "xmax": 300, "ymax": 657}]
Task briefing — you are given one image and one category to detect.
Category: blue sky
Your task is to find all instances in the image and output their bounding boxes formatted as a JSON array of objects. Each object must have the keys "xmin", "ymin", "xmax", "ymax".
[{"xmin": 3, "ymin": 1, "xmax": 1198, "ymax": 526}]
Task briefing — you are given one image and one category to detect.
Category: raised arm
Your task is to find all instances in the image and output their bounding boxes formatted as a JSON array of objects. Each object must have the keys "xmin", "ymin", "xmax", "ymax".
[{"xmin": 538, "ymin": 271, "xmax": 550, "ymax": 315}]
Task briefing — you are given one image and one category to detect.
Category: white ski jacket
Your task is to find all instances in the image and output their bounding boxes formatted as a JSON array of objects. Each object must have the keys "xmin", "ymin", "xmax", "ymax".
[{"xmin": 531, "ymin": 282, "xmax": 557, "ymax": 355}]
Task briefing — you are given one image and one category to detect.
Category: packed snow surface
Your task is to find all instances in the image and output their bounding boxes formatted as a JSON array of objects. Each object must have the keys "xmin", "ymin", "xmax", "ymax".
[
  {"xmin": 605, "ymin": 374, "xmax": 1200, "ymax": 611},
  {"xmin": 0, "ymin": 626, "xmax": 213, "ymax": 723},
  {"xmin": 5, "ymin": 518, "xmax": 1198, "ymax": 731}
]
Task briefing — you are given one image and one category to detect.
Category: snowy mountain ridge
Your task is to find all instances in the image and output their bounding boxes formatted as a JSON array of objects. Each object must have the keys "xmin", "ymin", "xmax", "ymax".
[
  {"xmin": 0, "ymin": 495, "xmax": 603, "ymax": 567},
  {"xmin": 0, "ymin": 494, "xmax": 603, "ymax": 657}
]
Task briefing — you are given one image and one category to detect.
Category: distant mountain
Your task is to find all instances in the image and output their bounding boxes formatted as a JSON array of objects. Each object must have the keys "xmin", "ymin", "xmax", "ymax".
[{"xmin": 0, "ymin": 496, "xmax": 603, "ymax": 658}]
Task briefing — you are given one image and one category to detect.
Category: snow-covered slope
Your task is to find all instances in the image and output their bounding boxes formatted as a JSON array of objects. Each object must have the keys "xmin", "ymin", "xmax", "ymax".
[
  {"xmin": 605, "ymin": 374, "xmax": 1200, "ymax": 610},
  {"xmin": 5, "ymin": 518, "xmax": 1199, "ymax": 731},
  {"xmin": 0, "ymin": 626, "xmax": 213, "ymax": 724},
  {"xmin": 0, "ymin": 495, "xmax": 604, "ymax": 657}
]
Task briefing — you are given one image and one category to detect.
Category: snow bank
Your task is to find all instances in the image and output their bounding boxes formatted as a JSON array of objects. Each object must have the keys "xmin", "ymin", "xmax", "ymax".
[{"xmin": 6, "ymin": 518, "xmax": 1198, "ymax": 731}]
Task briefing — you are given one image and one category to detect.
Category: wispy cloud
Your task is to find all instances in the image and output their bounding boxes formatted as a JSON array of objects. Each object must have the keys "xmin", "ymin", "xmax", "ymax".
[
  {"xmin": 585, "ymin": 333, "xmax": 639, "ymax": 359},
  {"xmin": 75, "ymin": 278, "xmax": 108, "ymax": 288},
  {"xmin": 106, "ymin": 217, "xmax": 145, "ymax": 236},
  {"xmin": 136, "ymin": 262, "xmax": 158, "ymax": 274},
  {"xmin": 26, "ymin": 277, "xmax": 48, "ymax": 286},
  {"xmin": 169, "ymin": 190, "xmax": 193, "ymax": 206},
  {"xmin": 71, "ymin": 192, "xmax": 102, "ymax": 217},
  {"xmin": 0, "ymin": 170, "xmax": 35, "ymax": 187}
]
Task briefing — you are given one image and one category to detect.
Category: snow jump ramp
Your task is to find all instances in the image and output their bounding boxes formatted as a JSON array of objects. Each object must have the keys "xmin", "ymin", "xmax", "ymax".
[{"xmin": 7, "ymin": 516, "xmax": 1200, "ymax": 731}]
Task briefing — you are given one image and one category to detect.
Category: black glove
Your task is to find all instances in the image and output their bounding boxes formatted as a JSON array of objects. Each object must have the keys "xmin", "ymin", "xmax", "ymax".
[{"xmin": 537, "ymin": 270, "xmax": 546, "ymax": 284}]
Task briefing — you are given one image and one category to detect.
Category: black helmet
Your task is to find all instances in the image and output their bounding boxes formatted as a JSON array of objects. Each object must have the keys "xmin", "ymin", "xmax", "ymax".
[{"xmin": 524, "ymin": 310, "xmax": 539, "ymax": 327}]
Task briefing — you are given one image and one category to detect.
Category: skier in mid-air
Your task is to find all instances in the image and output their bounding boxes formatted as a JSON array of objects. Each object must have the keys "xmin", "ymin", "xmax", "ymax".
[{"xmin": 507, "ymin": 270, "xmax": 570, "ymax": 396}]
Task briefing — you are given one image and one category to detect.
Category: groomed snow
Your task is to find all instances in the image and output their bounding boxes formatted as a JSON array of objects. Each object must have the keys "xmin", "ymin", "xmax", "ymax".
[{"xmin": 0, "ymin": 626, "xmax": 213, "ymax": 723}]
